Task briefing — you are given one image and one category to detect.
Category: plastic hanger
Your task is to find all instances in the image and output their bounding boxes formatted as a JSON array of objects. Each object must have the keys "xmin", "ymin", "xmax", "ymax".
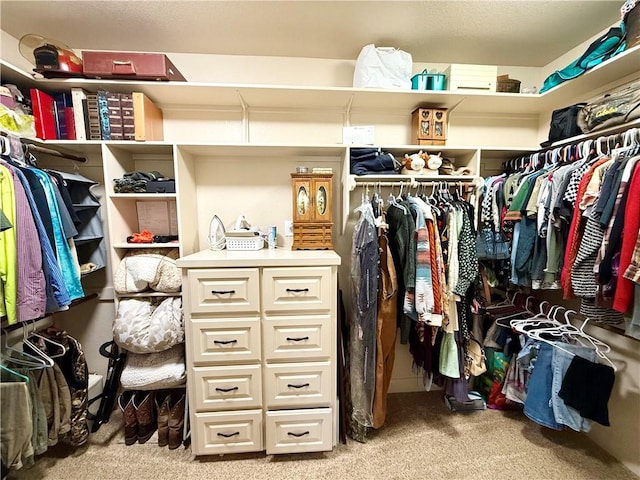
[
  {"xmin": 26, "ymin": 322, "xmax": 67, "ymax": 359},
  {"xmin": 20, "ymin": 325, "xmax": 55, "ymax": 368},
  {"xmin": 1, "ymin": 330, "xmax": 49, "ymax": 369},
  {"xmin": 0, "ymin": 364, "xmax": 30, "ymax": 383}
]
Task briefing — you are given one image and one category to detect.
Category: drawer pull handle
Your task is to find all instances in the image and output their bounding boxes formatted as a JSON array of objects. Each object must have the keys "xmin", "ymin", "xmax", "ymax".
[
  {"xmin": 286, "ymin": 288, "xmax": 309, "ymax": 293},
  {"xmin": 215, "ymin": 386, "xmax": 239, "ymax": 393},
  {"xmin": 217, "ymin": 431, "xmax": 240, "ymax": 438},
  {"xmin": 211, "ymin": 289, "xmax": 235, "ymax": 295},
  {"xmin": 286, "ymin": 336, "xmax": 309, "ymax": 342},
  {"xmin": 287, "ymin": 431, "xmax": 310, "ymax": 438},
  {"xmin": 287, "ymin": 383, "xmax": 310, "ymax": 389},
  {"xmin": 213, "ymin": 339, "xmax": 238, "ymax": 345}
]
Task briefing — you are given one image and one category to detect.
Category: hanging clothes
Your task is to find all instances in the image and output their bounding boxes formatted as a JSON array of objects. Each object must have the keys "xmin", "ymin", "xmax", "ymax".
[
  {"xmin": 0, "ymin": 154, "xmax": 90, "ymax": 324},
  {"xmin": 349, "ymin": 199, "xmax": 379, "ymax": 432},
  {"xmin": 489, "ymin": 130, "xmax": 640, "ymax": 326}
]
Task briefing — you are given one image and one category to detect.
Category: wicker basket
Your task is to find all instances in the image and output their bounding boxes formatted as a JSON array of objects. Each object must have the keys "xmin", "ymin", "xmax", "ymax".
[
  {"xmin": 497, "ymin": 78, "xmax": 521, "ymax": 93},
  {"xmin": 225, "ymin": 236, "xmax": 264, "ymax": 251}
]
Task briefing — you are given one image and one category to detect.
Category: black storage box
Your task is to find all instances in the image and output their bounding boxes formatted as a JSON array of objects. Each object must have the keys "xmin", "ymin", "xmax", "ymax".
[{"xmin": 146, "ymin": 179, "xmax": 175, "ymax": 193}]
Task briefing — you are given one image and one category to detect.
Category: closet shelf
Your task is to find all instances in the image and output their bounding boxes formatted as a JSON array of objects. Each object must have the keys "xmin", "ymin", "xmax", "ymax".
[
  {"xmin": 112, "ymin": 242, "xmax": 180, "ymax": 249},
  {"xmin": 116, "ymin": 292, "xmax": 182, "ymax": 298},
  {"xmin": 4, "ymin": 45, "xmax": 638, "ymax": 115},
  {"xmin": 110, "ymin": 193, "xmax": 177, "ymax": 199},
  {"xmin": 351, "ymin": 174, "xmax": 479, "ymax": 183}
]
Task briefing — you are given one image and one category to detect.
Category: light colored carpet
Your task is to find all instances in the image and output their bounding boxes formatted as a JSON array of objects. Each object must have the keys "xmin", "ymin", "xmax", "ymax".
[{"xmin": 7, "ymin": 391, "xmax": 637, "ymax": 480}]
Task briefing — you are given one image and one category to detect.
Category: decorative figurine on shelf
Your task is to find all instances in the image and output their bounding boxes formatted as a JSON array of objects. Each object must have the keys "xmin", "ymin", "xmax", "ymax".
[
  {"xmin": 401, "ymin": 151, "xmax": 443, "ymax": 175},
  {"xmin": 425, "ymin": 152, "xmax": 443, "ymax": 174},
  {"xmin": 401, "ymin": 151, "xmax": 426, "ymax": 175}
]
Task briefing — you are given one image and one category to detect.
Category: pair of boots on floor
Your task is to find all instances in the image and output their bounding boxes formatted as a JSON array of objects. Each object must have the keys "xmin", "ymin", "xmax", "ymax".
[{"xmin": 118, "ymin": 390, "xmax": 185, "ymax": 449}]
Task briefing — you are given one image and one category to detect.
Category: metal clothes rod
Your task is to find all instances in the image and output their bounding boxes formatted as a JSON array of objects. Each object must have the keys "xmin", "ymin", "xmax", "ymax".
[
  {"xmin": 23, "ymin": 143, "xmax": 88, "ymax": 163},
  {"xmin": 505, "ymin": 126, "xmax": 640, "ymax": 172},
  {"xmin": 352, "ymin": 178, "xmax": 477, "ymax": 188},
  {"xmin": 0, "ymin": 293, "xmax": 99, "ymax": 345}
]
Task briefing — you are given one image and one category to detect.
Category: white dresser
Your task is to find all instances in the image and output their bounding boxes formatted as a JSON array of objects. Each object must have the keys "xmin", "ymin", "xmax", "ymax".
[{"xmin": 176, "ymin": 249, "xmax": 341, "ymax": 456}]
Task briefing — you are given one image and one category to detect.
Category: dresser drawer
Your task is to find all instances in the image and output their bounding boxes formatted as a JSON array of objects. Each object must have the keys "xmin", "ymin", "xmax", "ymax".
[
  {"xmin": 264, "ymin": 362, "xmax": 332, "ymax": 408},
  {"xmin": 262, "ymin": 267, "xmax": 332, "ymax": 312},
  {"xmin": 265, "ymin": 408, "xmax": 332, "ymax": 454},
  {"xmin": 190, "ymin": 317, "xmax": 261, "ymax": 365},
  {"xmin": 192, "ymin": 410, "xmax": 263, "ymax": 455},
  {"xmin": 263, "ymin": 315, "xmax": 331, "ymax": 361},
  {"xmin": 189, "ymin": 268, "xmax": 260, "ymax": 314},
  {"xmin": 192, "ymin": 365, "xmax": 262, "ymax": 412}
]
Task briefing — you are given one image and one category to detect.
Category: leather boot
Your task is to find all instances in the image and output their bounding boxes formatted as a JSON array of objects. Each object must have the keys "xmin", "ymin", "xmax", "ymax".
[
  {"xmin": 167, "ymin": 393, "xmax": 185, "ymax": 450},
  {"xmin": 155, "ymin": 391, "xmax": 171, "ymax": 447},
  {"xmin": 118, "ymin": 391, "xmax": 138, "ymax": 446},
  {"xmin": 134, "ymin": 391, "xmax": 157, "ymax": 444}
]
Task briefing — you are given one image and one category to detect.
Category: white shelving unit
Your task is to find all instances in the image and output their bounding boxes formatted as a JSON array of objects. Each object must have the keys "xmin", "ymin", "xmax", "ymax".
[{"xmin": 3, "ymin": 44, "xmax": 638, "ymax": 246}]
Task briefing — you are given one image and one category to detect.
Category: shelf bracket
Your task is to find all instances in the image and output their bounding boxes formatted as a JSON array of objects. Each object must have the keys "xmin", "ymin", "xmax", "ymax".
[
  {"xmin": 448, "ymin": 97, "xmax": 465, "ymax": 115},
  {"xmin": 236, "ymin": 90, "xmax": 249, "ymax": 143},
  {"xmin": 343, "ymin": 94, "xmax": 354, "ymax": 127}
]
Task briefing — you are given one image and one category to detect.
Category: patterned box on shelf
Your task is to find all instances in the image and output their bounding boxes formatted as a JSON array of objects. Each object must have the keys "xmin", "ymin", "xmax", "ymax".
[{"xmin": 444, "ymin": 64, "xmax": 498, "ymax": 92}]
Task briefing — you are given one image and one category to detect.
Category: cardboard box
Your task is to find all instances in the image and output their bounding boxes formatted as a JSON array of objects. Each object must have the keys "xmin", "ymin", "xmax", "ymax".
[
  {"xmin": 444, "ymin": 64, "xmax": 498, "ymax": 92},
  {"xmin": 136, "ymin": 200, "xmax": 178, "ymax": 236}
]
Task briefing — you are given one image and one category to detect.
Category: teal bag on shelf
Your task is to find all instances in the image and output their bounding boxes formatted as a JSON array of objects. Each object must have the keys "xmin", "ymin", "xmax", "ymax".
[{"xmin": 540, "ymin": 23, "xmax": 627, "ymax": 93}]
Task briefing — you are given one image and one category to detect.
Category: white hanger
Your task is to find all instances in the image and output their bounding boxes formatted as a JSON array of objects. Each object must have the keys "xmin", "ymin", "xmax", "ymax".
[
  {"xmin": 21, "ymin": 325, "xmax": 55, "ymax": 368},
  {"xmin": 519, "ymin": 309, "xmax": 617, "ymax": 372},
  {"xmin": 26, "ymin": 321, "xmax": 67, "ymax": 359},
  {"xmin": 1, "ymin": 329, "xmax": 49, "ymax": 369}
]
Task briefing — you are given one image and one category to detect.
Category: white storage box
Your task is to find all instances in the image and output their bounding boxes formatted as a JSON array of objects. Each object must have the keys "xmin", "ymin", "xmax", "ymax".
[
  {"xmin": 87, "ymin": 374, "xmax": 104, "ymax": 431},
  {"xmin": 226, "ymin": 236, "xmax": 265, "ymax": 251},
  {"xmin": 444, "ymin": 64, "xmax": 498, "ymax": 92}
]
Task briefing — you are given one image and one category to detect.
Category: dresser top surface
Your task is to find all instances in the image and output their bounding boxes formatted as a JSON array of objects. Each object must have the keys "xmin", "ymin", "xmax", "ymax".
[{"xmin": 177, "ymin": 248, "xmax": 341, "ymax": 268}]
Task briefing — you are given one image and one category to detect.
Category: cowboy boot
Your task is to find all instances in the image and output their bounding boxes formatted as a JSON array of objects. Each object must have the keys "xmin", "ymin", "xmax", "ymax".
[
  {"xmin": 134, "ymin": 391, "xmax": 157, "ymax": 444},
  {"xmin": 155, "ymin": 391, "xmax": 171, "ymax": 447},
  {"xmin": 118, "ymin": 391, "xmax": 138, "ymax": 446},
  {"xmin": 167, "ymin": 393, "xmax": 185, "ymax": 450}
]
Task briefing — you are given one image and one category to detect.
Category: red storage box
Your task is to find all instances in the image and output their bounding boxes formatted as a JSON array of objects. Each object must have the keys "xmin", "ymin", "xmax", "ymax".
[{"xmin": 81, "ymin": 51, "xmax": 186, "ymax": 81}]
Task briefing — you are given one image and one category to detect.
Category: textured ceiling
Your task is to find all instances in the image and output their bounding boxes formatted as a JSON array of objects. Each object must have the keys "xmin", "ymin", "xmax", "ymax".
[{"xmin": 0, "ymin": 0, "xmax": 624, "ymax": 67}]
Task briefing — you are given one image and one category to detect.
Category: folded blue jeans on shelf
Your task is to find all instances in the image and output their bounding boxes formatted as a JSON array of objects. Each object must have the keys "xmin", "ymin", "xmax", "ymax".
[{"xmin": 350, "ymin": 149, "xmax": 398, "ymax": 175}]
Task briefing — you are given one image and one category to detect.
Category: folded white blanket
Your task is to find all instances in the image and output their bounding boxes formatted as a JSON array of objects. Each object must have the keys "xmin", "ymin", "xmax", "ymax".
[
  {"xmin": 120, "ymin": 343, "xmax": 186, "ymax": 390},
  {"xmin": 114, "ymin": 249, "xmax": 181, "ymax": 294}
]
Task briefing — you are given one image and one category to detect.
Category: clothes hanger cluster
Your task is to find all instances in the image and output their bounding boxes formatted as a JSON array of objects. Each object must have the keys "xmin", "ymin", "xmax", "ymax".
[
  {"xmin": 0, "ymin": 321, "xmax": 68, "ymax": 377},
  {"xmin": 502, "ymin": 127, "xmax": 640, "ymax": 174},
  {"xmin": 509, "ymin": 303, "xmax": 616, "ymax": 371}
]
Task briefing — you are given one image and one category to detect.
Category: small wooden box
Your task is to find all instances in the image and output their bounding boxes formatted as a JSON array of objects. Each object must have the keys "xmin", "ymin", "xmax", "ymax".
[
  {"xmin": 292, "ymin": 223, "xmax": 333, "ymax": 250},
  {"xmin": 411, "ymin": 108, "xmax": 448, "ymax": 146}
]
